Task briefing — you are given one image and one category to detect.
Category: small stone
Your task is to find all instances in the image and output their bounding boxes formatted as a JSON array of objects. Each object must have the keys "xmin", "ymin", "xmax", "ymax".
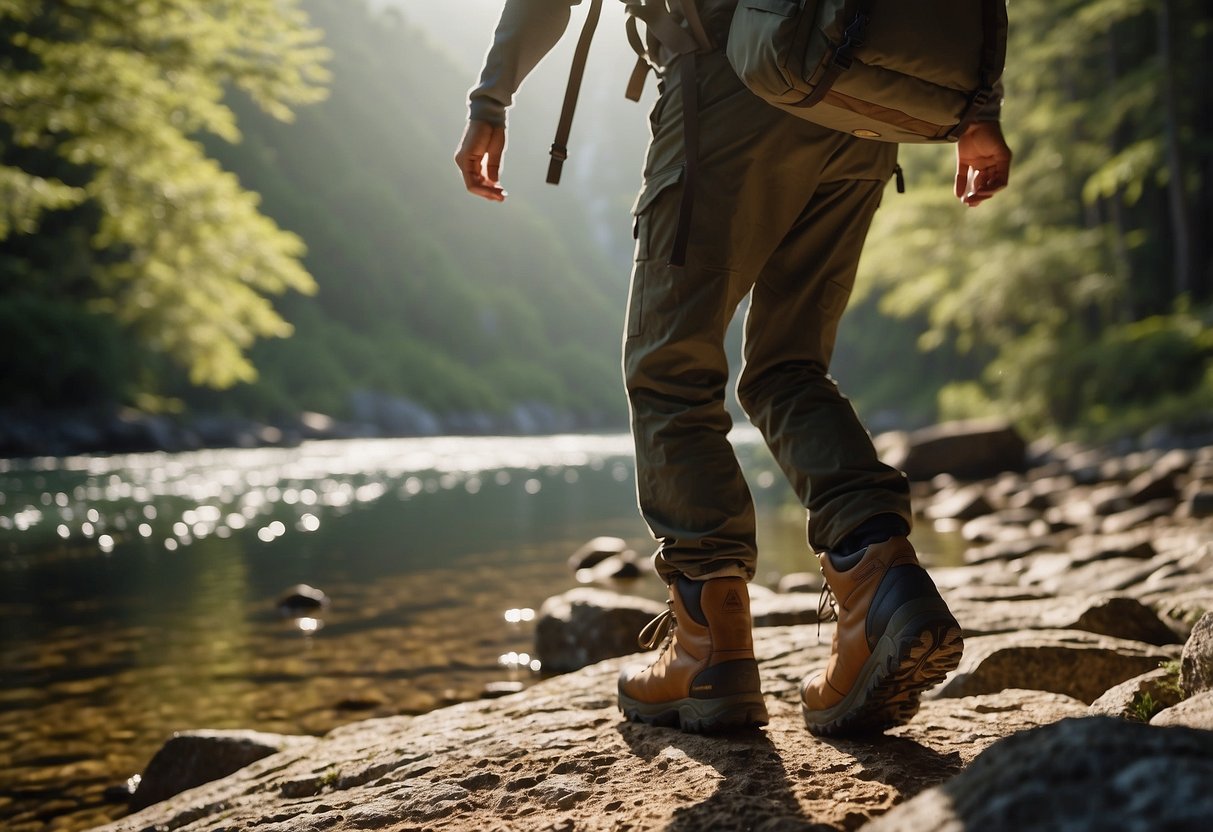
[
  {"xmin": 482, "ymin": 681, "xmax": 525, "ymax": 699},
  {"xmin": 925, "ymin": 484, "xmax": 996, "ymax": 522},
  {"xmin": 1180, "ymin": 486, "xmax": 1213, "ymax": 519},
  {"xmin": 1100, "ymin": 499, "xmax": 1177, "ymax": 535},
  {"xmin": 276, "ymin": 584, "xmax": 328, "ymax": 613}
]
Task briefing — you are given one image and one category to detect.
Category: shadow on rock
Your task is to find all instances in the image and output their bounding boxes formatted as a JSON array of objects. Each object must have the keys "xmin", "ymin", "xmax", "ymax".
[
  {"xmin": 817, "ymin": 733, "xmax": 964, "ymax": 800},
  {"xmin": 617, "ymin": 720, "xmax": 828, "ymax": 832}
]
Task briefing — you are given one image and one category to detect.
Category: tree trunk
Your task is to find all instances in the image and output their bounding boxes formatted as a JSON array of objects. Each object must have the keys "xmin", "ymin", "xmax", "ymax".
[{"xmin": 1157, "ymin": 0, "xmax": 1193, "ymax": 297}]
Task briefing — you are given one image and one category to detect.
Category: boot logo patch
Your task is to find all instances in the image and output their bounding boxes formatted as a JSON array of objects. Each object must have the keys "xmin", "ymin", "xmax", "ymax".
[{"xmin": 722, "ymin": 589, "xmax": 745, "ymax": 612}]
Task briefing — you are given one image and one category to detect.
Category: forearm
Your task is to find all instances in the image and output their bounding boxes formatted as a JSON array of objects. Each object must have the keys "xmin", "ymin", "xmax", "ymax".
[{"xmin": 468, "ymin": 0, "xmax": 581, "ymax": 126}]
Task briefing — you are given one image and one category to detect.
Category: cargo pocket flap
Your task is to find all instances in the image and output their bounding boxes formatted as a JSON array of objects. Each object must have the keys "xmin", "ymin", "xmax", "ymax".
[{"xmin": 631, "ymin": 164, "xmax": 684, "ymax": 217}]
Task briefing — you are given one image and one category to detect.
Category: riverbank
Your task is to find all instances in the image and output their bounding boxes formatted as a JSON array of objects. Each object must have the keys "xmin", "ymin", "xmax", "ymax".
[
  {"xmin": 0, "ymin": 398, "xmax": 623, "ymax": 459},
  {"xmin": 86, "ymin": 431, "xmax": 1213, "ymax": 831}
]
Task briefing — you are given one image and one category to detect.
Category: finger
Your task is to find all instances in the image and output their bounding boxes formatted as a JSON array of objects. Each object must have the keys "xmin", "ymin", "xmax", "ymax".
[
  {"xmin": 467, "ymin": 182, "xmax": 507, "ymax": 202},
  {"xmin": 954, "ymin": 162, "xmax": 971, "ymax": 200},
  {"xmin": 461, "ymin": 159, "xmax": 505, "ymax": 201},
  {"xmin": 486, "ymin": 128, "xmax": 505, "ymax": 185}
]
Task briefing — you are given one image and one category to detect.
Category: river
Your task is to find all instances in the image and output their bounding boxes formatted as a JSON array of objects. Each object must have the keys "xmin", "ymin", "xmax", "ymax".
[
  {"xmin": 0, "ymin": 431, "xmax": 962, "ymax": 831},
  {"xmin": 0, "ymin": 434, "xmax": 965, "ymax": 829}
]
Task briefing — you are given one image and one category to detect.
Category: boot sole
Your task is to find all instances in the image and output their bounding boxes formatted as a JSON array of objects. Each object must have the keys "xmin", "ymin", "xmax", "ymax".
[
  {"xmin": 802, "ymin": 598, "xmax": 963, "ymax": 737},
  {"xmin": 619, "ymin": 691, "xmax": 770, "ymax": 733}
]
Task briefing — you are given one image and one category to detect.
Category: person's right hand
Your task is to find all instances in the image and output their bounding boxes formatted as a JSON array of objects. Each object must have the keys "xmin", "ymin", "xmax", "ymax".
[{"xmin": 455, "ymin": 120, "xmax": 507, "ymax": 202}]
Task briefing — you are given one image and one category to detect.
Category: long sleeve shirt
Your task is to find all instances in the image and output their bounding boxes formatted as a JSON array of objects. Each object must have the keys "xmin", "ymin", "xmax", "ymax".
[
  {"xmin": 468, "ymin": 0, "xmax": 582, "ymax": 126},
  {"xmin": 467, "ymin": 0, "xmax": 1003, "ymax": 126}
]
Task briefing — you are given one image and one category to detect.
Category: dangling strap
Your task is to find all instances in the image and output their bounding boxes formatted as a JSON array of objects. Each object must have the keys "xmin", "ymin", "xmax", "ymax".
[
  {"xmin": 669, "ymin": 50, "xmax": 699, "ymax": 266},
  {"xmin": 547, "ymin": 0, "xmax": 605, "ymax": 185}
]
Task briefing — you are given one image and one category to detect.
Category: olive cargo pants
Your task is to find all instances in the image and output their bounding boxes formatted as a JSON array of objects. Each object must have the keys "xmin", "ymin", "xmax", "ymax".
[{"xmin": 624, "ymin": 50, "xmax": 912, "ymax": 582}]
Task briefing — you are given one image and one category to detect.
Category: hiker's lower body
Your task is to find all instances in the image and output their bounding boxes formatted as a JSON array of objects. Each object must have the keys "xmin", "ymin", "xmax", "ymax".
[{"xmin": 617, "ymin": 49, "xmax": 962, "ymax": 734}]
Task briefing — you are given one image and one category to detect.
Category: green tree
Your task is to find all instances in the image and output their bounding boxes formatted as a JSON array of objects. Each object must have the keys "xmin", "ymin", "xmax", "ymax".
[
  {"xmin": 0, "ymin": 0, "xmax": 330, "ymax": 389},
  {"xmin": 846, "ymin": 0, "xmax": 1213, "ymax": 436}
]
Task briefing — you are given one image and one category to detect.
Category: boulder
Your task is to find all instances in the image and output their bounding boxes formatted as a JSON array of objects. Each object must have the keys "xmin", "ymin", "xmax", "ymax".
[
  {"xmin": 933, "ymin": 630, "xmax": 1176, "ymax": 703},
  {"xmin": 577, "ymin": 553, "xmax": 645, "ymax": 582},
  {"xmin": 567, "ymin": 536, "xmax": 630, "ymax": 572},
  {"xmin": 749, "ymin": 592, "xmax": 821, "ymax": 627},
  {"xmin": 1181, "ymin": 612, "xmax": 1213, "ymax": 696},
  {"xmin": 533, "ymin": 588, "xmax": 664, "ymax": 672},
  {"xmin": 863, "ymin": 717, "xmax": 1213, "ymax": 832},
  {"xmin": 884, "ymin": 419, "xmax": 1028, "ymax": 481},
  {"xmin": 776, "ymin": 571, "xmax": 823, "ymax": 593},
  {"xmin": 1088, "ymin": 668, "xmax": 1184, "ymax": 721},
  {"xmin": 948, "ymin": 595, "xmax": 1180, "ymax": 646},
  {"xmin": 1151, "ymin": 690, "xmax": 1213, "ymax": 730},
  {"xmin": 130, "ymin": 729, "xmax": 315, "ymax": 811}
]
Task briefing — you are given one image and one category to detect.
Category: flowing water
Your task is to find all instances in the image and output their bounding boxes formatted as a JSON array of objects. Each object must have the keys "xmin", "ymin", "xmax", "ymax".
[{"xmin": 0, "ymin": 431, "xmax": 964, "ymax": 831}]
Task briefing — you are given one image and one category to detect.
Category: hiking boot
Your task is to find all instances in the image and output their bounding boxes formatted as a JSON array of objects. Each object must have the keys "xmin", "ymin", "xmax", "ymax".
[
  {"xmin": 801, "ymin": 537, "xmax": 963, "ymax": 736},
  {"xmin": 618, "ymin": 575, "xmax": 769, "ymax": 732}
]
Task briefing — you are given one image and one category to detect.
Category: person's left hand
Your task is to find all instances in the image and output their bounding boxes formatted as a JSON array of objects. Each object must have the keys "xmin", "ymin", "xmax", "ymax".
[{"xmin": 954, "ymin": 121, "xmax": 1012, "ymax": 207}]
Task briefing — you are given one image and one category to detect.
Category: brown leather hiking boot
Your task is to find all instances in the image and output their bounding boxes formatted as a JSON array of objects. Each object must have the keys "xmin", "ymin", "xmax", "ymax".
[
  {"xmin": 801, "ymin": 537, "xmax": 963, "ymax": 736},
  {"xmin": 618, "ymin": 575, "xmax": 769, "ymax": 732}
]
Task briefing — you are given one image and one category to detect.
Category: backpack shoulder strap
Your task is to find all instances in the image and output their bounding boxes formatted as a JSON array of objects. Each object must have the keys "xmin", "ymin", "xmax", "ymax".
[{"xmin": 547, "ymin": 0, "xmax": 606, "ymax": 185}]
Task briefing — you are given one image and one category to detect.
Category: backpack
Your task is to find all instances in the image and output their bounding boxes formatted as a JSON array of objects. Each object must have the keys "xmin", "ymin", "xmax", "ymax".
[
  {"xmin": 726, "ymin": 0, "xmax": 1008, "ymax": 143},
  {"xmin": 546, "ymin": 0, "xmax": 1007, "ymax": 264}
]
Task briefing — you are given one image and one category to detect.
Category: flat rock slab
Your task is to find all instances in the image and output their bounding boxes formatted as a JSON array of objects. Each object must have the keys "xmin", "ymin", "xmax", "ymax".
[
  {"xmin": 91, "ymin": 630, "xmax": 1086, "ymax": 832},
  {"xmin": 933, "ymin": 629, "xmax": 1177, "ymax": 703}
]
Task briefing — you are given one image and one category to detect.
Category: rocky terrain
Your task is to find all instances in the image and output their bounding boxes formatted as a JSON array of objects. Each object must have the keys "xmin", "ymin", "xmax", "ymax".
[{"xmin": 91, "ymin": 422, "xmax": 1213, "ymax": 831}]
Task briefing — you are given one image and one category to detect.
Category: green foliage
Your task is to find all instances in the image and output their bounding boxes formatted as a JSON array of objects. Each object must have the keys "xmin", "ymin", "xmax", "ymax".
[
  {"xmin": 0, "ymin": 0, "xmax": 329, "ymax": 388},
  {"xmin": 845, "ymin": 0, "xmax": 1213, "ymax": 436},
  {"xmin": 1127, "ymin": 690, "xmax": 1162, "ymax": 722}
]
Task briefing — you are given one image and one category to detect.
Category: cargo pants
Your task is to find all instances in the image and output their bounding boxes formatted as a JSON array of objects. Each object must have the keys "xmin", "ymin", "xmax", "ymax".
[{"xmin": 624, "ymin": 48, "xmax": 912, "ymax": 582}]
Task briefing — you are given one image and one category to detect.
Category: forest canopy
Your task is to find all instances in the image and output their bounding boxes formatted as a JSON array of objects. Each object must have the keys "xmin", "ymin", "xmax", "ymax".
[{"xmin": 0, "ymin": 0, "xmax": 1210, "ymax": 442}]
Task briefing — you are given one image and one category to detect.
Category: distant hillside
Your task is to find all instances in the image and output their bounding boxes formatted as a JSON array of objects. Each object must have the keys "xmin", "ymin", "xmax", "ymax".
[{"xmin": 187, "ymin": 0, "xmax": 649, "ymax": 426}]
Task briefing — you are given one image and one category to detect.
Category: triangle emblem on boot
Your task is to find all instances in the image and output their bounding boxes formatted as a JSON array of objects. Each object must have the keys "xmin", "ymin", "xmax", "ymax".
[{"xmin": 722, "ymin": 588, "xmax": 744, "ymax": 612}]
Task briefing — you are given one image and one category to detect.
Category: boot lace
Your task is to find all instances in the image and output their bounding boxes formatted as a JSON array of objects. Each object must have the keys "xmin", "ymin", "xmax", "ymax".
[
  {"xmin": 816, "ymin": 578, "xmax": 838, "ymax": 639},
  {"xmin": 637, "ymin": 601, "xmax": 675, "ymax": 651}
]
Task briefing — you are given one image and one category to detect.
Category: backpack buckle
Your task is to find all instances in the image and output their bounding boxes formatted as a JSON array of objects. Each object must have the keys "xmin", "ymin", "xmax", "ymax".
[
  {"xmin": 830, "ymin": 13, "xmax": 869, "ymax": 70},
  {"xmin": 549, "ymin": 143, "xmax": 569, "ymax": 162}
]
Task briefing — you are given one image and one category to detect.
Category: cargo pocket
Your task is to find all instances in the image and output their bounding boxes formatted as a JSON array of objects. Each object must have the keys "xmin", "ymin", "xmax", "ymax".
[{"xmin": 627, "ymin": 164, "xmax": 684, "ymax": 338}]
